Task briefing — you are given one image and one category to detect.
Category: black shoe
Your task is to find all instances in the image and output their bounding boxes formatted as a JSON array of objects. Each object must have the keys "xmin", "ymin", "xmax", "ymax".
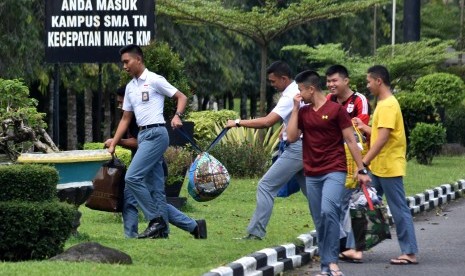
[
  {"xmin": 191, "ymin": 219, "xmax": 207, "ymax": 239},
  {"xmin": 240, "ymin": 234, "xmax": 262, "ymax": 240},
  {"xmin": 138, "ymin": 217, "xmax": 168, "ymax": 239}
]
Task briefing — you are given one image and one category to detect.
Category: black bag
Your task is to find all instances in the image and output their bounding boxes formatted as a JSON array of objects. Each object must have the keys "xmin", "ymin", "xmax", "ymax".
[
  {"xmin": 85, "ymin": 155, "xmax": 126, "ymax": 212},
  {"xmin": 350, "ymin": 183, "xmax": 391, "ymax": 251}
]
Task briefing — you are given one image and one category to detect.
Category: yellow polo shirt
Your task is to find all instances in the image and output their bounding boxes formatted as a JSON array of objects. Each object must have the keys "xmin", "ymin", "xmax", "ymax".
[{"xmin": 370, "ymin": 95, "xmax": 407, "ymax": 177}]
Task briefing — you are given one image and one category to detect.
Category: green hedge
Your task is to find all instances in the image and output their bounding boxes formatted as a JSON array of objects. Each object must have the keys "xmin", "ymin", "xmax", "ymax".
[
  {"xmin": 83, "ymin": 143, "xmax": 132, "ymax": 167},
  {"xmin": 0, "ymin": 201, "xmax": 75, "ymax": 261},
  {"xmin": 408, "ymin": 123, "xmax": 446, "ymax": 165},
  {"xmin": 0, "ymin": 164, "xmax": 58, "ymax": 202},
  {"xmin": 187, "ymin": 110, "xmax": 238, "ymax": 147}
]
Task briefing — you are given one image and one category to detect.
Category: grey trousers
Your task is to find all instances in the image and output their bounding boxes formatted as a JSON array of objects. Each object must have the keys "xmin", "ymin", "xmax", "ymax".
[{"xmin": 247, "ymin": 140, "xmax": 306, "ymax": 238}]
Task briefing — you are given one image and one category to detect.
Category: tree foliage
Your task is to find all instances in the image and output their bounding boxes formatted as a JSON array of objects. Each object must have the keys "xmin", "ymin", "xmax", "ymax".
[
  {"xmin": 0, "ymin": 0, "xmax": 46, "ymax": 84},
  {"xmin": 282, "ymin": 38, "xmax": 455, "ymax": 91},
  {"xmin": 158, "ymin": 0, "xmax": 387, "ymax": 116}
]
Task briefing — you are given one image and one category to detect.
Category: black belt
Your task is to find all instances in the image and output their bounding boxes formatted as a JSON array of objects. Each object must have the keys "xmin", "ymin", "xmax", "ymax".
[{"xmin": 139, "ymin": 123, "xmax": 165, "ymax": 130}]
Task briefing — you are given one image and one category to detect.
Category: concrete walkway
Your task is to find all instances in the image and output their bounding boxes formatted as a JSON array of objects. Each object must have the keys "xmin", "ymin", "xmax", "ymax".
[
  {"xmin": 204, "ymin": 180, "xmax": 465, "ymax": 276},
  {"xmin": 288, "ymin": 195, "xmax": 465, "ymax": 276}
]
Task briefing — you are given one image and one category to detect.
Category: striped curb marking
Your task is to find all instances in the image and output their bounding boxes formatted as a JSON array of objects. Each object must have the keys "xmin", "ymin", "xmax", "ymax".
[{"xmin": 204, "ymin": 179, "xmax": 464, "ymax": 276}]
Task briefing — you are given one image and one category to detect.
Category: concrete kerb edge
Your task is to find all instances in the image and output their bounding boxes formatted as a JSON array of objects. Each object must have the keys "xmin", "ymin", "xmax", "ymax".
[{"xmin": 203, "ymin": 179, "xmax": 465, "ymax": 276}]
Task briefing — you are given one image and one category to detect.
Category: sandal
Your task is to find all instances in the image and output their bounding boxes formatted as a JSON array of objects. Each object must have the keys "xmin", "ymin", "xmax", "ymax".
[{"xmin": 329, "ymin": 269, "xmax": 345, "ymax": 276}]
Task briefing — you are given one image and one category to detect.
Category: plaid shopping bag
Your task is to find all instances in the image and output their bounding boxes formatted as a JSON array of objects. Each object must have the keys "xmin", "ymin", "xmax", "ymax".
[{"xmin": 350, "ymin": 183, "xmax": 391, "ymax": 251}]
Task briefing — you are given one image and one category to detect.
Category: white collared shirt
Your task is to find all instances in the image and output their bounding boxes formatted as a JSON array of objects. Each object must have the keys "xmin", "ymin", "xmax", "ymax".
[
  {"xmin": 271, "ymin": 81, "xmax": 302, "ymax": 140},
  {"xmin": 123, "ymin": 68, "xmax": 178, "ymax": 126}
]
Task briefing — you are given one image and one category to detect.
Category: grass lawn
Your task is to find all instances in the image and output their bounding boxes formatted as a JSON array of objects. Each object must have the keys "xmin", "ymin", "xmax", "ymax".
[{"xmin": 1, "ymin": 155, "xmax": 464, "ymax": 275}]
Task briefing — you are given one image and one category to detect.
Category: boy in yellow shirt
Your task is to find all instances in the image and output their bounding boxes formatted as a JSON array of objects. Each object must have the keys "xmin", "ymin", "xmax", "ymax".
[{"xmin": 353, "ymin": 65, "xmax": 419, "ymax": 265}]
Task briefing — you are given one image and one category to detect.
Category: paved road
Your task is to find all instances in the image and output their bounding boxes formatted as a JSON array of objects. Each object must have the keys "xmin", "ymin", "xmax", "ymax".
[{"xmin": 286, "ymin": 197, "xmax": 465, "ymax": 276}]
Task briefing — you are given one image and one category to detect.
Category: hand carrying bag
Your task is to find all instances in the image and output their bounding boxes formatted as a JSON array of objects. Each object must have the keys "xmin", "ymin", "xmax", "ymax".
[
  {"xmin": 85, "ymin": 155, "xmax": 126, "ymax": 212},
  {"xmin": 344, "ymin": 122, "xmax": 369, "ymax": 189},
  {"xmin": 350, "ymin": 182, "xmax": 391, "ymax": 251},
  {"xmin": 177, "ymin": 127, "xmax": 230, "ymax": 202}
]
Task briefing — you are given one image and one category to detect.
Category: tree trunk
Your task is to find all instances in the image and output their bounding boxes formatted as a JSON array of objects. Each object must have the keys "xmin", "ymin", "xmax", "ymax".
[
  {"xmin": 48, "ymin": 79, "xmax": 54, "ymax": 138},
  {"xmin": 103, "ymin": 89, "xmax": 112, "ymax": 140},
  {"xmin": 84, "ymin": 88, "xmax": 93, "ymax": 143},
  {"xmin": 259, "ymin": 44, "xmax": 268, "ymax": 117},
  {"xmin": 227, "ymin": 92, "xmax": 234, "ymax": 110},
  {"xmin": 240, "ymin": 90, "xmax": 247, "ymax": 119},
  {"xmin": 250, "ymin": 90, "xmax": 257, "ymax": 118},
  {"xmin": 66, "ymin": 88, "xmax": 77, "ymax": 150}
]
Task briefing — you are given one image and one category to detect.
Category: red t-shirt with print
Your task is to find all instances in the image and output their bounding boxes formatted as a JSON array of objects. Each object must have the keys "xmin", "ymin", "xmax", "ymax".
[{"xmin": 298, "ymin": 100, "xmax": 353, "ymax": 176}]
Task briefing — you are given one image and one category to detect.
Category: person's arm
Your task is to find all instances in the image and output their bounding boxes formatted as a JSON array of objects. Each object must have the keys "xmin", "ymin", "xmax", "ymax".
[
  {"xmin": 342, "ymin": 126, "xmax": 371, "ymax": 185},
  {"xmin": 171, "ymin": 91, "xmax": 187, "ymax": 129},
  {"xmin": 286, "ymin": 94, "xmax": 302, "ymax": 143},
  {"xmin": 104, "ymin": 137, "xmax": 138, "ymax": 150},
  {"xmin": 108, "ymin": 111, "xmax": 134, "ymax": 154},
  {"xmin": 225, "ymin": 112, "xmax": 281, "ymax": 129},
  {"xmin": 362, "ymin": 127, "xmax": 391, "ymax": 166},
  {"xmin": 353, "ymin": 117, "xmax": 372, "ymax": 136}
]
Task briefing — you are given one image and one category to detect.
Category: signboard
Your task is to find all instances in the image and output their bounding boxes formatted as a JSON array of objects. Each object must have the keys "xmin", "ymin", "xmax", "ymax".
[{"xmin": 45, "ymin": 0, "xmax": 155, "ymax": 63}]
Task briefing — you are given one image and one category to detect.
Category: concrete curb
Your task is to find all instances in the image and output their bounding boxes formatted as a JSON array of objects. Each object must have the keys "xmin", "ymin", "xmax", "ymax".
[{"xmin": 203, "ymin": 179, "xmax": 465, "ymax": 276}]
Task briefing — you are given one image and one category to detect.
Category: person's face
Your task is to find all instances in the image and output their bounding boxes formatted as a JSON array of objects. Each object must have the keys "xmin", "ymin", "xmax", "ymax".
[
  {"xmin": 121, "ymin": 52, "xmax": 142, "ymax": 78},
  {"xmin": 366, "ymin": 74, "xmax": 381, "ymax": 96},
  {"xmin": 297, "ymin": 83, "xmax": 313, "ymax": 104},
  {"xmin": 326, "ymin": 73, "xmax": 349, "ymax": 95},
  {"xmin": 116, "ymin": 95, "xmax": 124, "ymax": 110},
  {"xmin": 267, "ymin": 73, "xmax": 288, "ymax": 92}
]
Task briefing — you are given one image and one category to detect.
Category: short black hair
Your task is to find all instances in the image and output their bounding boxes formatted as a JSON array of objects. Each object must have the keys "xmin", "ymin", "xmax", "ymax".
[
  {"xmin": 116, "ymin": 86, "xmax": 126, "ymax": 97},
  {"xmin": 325, "ymin": 64, "xmax": 349, "ymax": 78},
  {"xmin": 295, "ymin": 70, "xmax": 322, "ymax": 91},
  {"xmin": 266, "ymin": 61, "xmax": 292, "ymax": 78},
  {"xmin": 119, "ymin": 44, "xmax": 144, "ymax": 61},
  {"xmin": 367, "ymin": 65, "xmax": 390, "ymax": 86}
]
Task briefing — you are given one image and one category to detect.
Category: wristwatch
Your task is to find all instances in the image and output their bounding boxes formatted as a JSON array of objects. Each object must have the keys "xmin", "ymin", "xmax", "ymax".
[
  {"xmin": 358, "ymin": 168, "xmax": 369, "ymax": 175},
  {"xmin": 234, "ymin": 119, "xmax": 241, "ymax": 127},
  {"xmin": 175, "ymin": 112, "xmax": 184, "ymax": 118}
]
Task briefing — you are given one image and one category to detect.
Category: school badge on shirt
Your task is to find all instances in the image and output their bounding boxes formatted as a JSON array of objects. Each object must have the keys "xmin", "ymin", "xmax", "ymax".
[
  {"xmin": 347, "ymin": 103, "xmax": 354, "ymax": 113},
  {"xmin": 142, "ymin": 84, "xmax": 149, "ymax": 102}
]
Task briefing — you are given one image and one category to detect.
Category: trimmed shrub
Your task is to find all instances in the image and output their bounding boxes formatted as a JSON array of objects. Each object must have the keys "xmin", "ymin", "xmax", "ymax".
[
  {"xmin": 83, "ymin": 143, "xmax": 132, "ymax": 167},
  {"xmin": 395, "ymin": 91, "xmax": 439, "ymax": 141},
  {"xmin": 0, "ymin": 201, "xmax": 75, "ymax": 261},
  {"xmin": 414, "ymin": 72, "xmax": 465, "ymax": 110},
  {"xmin": 187, "ymin": 110, "xmax": 238, "ymax": 146},
  {"xmin": 0, "ymin": 164, "xmax": 58, "ymax": 202},
  {"xmin": 408, "ymin": 123, "xmax": 446, "ymax": 165}
]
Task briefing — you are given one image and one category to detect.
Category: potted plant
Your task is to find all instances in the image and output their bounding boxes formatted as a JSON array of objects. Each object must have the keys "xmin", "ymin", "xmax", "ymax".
[{"xmin": 164, "ymin": 146, "xmax": 193, "ymax": 198}]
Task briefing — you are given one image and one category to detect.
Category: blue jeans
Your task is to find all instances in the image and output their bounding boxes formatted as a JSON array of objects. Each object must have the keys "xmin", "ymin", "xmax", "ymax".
[
  {"xmin": 124, "ymin": 126, "xmax": 169, "ymax": 225},
  {"xmin": 123, "ymin": 181, "xmax": 197, "ymax": 238},
  {"xmin": 247, "ymin": 140, "xmax": 306, "ymax": 238},
  {"xmin": 370, "ymin": 174, "xmax": 418, "ymax": 255},
  {"xmin": 305, "ymin": 172, "xmax": 346, "ymax": 271}
]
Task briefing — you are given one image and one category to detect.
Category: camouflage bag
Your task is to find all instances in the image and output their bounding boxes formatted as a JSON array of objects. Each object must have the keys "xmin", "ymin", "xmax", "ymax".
[{"xmin": 350, "ymin": 183, "xmax": 391, "ymax": 251}]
